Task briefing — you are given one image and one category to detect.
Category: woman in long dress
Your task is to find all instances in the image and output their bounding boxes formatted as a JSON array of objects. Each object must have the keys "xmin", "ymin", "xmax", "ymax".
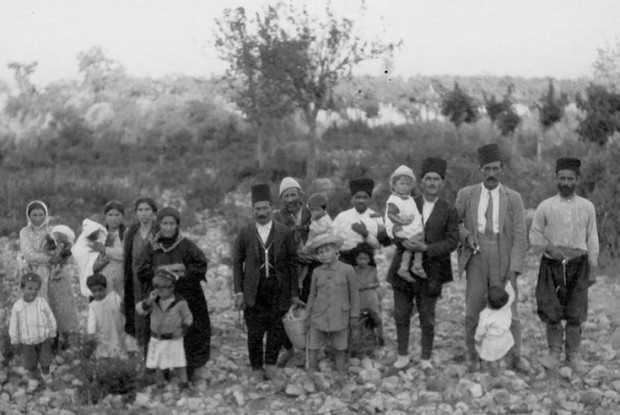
[
  {"xmin": 123, "ymin": 197, "xmax": 158, "ymax": 353},
  {"xmin": 136, "ymin": 207, "xmax": 211, "ymax": 381},
  {"xmin": 91, "ymin": 201, "xmax": 126, "ymax": 297}
]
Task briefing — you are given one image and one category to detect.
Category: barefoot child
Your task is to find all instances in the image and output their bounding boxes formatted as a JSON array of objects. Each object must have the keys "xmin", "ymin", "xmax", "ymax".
[
  {"xmin": 385, "ymin": 165, "xmax": 426, "ymax": 279},
  {"xmin": 9, "ymin": 273, "xmax": 57, "ymax": 391},
  {"xmin": 354, "ymin": 246, "xmax": 384, "ymax": 347},
  {"xmin": 136, "ymin": 269, "xmax": 193, "ymax": 388},
  {"xmin": 86, "ymin": 274, "xmax": 133, "ymax": 359},
  {"xmin": 474, "ymin": 282, "xmax": 515, "ymax": 377},
  {"xmin": 306, "ymin": 233, "xmax": 360, "ymax": 385}
]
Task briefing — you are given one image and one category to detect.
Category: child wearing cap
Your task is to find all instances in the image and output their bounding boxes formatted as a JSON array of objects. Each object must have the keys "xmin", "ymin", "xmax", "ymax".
[
  {"xmin": 9, "ymin": 273, "xmax": 57, "ymax": 391},
  {"xmin": 86, "ymin": 273, "xmax": 134, "ymax": 359},
  {"xmin": 136, "ymin": 267, "xmax": 193, "ymax": 389},
  {"xmin": 305, "ymin": 234, "xmax": 360, "ymax": 386},
  {"xmin": 385, "ymin": 165, "xmax": 426, "ymax": 279},
  {"xmin": 474, "ymin": 282, "xmax": 515, "ymax": 377},
  {"xmin": 299, "ymin": 193, "xmax": 333, "ymax": 256}
]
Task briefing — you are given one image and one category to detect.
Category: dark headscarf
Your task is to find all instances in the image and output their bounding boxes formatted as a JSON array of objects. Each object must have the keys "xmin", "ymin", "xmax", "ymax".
[{"xmin": 155, "ymin": 207, "xmax": 182, "ymax": 249}]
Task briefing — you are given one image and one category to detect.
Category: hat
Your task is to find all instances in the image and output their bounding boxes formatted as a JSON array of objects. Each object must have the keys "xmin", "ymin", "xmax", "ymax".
[
  {"xmin": 82, "ymin": 218, "xmax": 106, "ymax": 238},
  {"xmin": 86, "ymin": 273, "xmax": 107, "ymax": 289},
  {"xmin": 555, "ymin": 157, "xmax": 581, "ymax": 175},
  {"xmin": 390, "ymin": 165, "xmax": 415, "ymax": 183},
  {"xmin": 279, "ymin": 177, "xmax": 301, "ymax": 197},
  {"xmin": 50, "ymin": 225, "xmax": 76, "ymax": 244},
  {"xmin": 157, "ymin": 207, "xmax": 181, "ymax": 224},
  {"xmin": 26, "ymin": 200, "xmax": 48, "ymax": 217},
  {"xmin": 477, "ymin": 144, "xmax": 502, "ymax": 166},
  {"xmin": 307, "ymin": 193, "xmax": 328, "ymax": 209},
  {"xmin": 307, "ymin": 233, "xmax": 343, "ymax": 253},
  {"xmin": 349, "ymin": 178, "xmax": 375, "ymax": 197},
  {"xmin": 251, "ymin": 184, "xmax": 272, "ymax": 205},
  {"xmin": 20, "ymin": 272, "xmax": 42, "ymax": 287},
  {"xmin": 421, "ymin": 157, "xmax": 448, "ymax": 179},
  {"xmin": 155, "ymin": 263, "xmax": 186, "ymax": 282}
]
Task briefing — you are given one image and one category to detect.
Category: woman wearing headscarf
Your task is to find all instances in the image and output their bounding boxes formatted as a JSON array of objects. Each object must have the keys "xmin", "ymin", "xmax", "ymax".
[
  {"xmin": 123, "ymin": 197, "xmax": 158, "ymax": 353},
  {"xmin": 135, "ymin": 207, "xmax": 211, "ymax": 381},
  {"xmin": 19, "ymin": 201, "xmax": 79, "ymax": 350}
]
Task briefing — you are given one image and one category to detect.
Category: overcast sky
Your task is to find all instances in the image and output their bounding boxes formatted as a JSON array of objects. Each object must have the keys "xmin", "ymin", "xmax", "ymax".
[{"xmin": 1, "ymin": 0, "xmax": 619, "ymax": 88}]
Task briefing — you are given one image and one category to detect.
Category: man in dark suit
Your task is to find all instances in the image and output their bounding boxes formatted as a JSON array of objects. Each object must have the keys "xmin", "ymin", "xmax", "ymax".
[
  {"xmin": 233, "ymin": 184, "xmax": 302, "ymax": 382},
  {"xmin": 387, "ymin": 157, "xmax": 460, "ymax": 372}
]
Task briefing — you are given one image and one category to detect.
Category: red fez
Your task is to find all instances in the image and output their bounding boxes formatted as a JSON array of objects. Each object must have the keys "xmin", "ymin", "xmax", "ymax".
[
  {"xmin": 349, "ymin": 178, "xmax": 375, "ymax": 197},
  {"xmin": 478, "ymin": 144, "xmax": 502, "ymax": 166},
  {"xmin": 251, "ymin": 184, "xmax": 272, "ymax": 205},
  {"xmin": 421, "ymin": 157, "xmax": 448, "ymax": 179},
  {"xmin": 556, "ymin": 157, "xmax": 581, "ymax": 175}
]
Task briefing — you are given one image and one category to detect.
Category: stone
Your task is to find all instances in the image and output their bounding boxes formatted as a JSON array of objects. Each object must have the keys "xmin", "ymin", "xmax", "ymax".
[
  {"xmin": 559, "ymin": 367, "xmax": 572, "ymax": 378},
  {"xmin": 134, "ymin": 392, "xmax": 150, "ymax": 407},
  {"xmin": 493, "ymin": 389, "xmax": 510, "ymax": 405},
  {"xmin": 580, "ymin": 389, "xmax": 603, "ymax": 406},
  {"xmin": 233, "ymin": 389, "xmax": 245, "ymax": 406},
  {"xmin": 603, "ymin": 390, "xmax": 619, "ymax": 401},
  {"xmin": 422, "ymin": 391, "xmax": 442, "ymax": 402},
  {"xmin": 587, "ymin": 365, "xmax": 609, "ymax": 379},
  {"xmin": 468, "ymin": 383, "xmax": 483, "ymax": 398},
  {"xmin": 285, "ymin": 384, "xmax": 305, "ymax": 397}
]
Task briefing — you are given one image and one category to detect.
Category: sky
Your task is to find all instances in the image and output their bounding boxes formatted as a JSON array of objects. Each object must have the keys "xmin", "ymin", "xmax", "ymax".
[{"xmin": 1, "ymin": 0, "xmax": 619, "ymax": 88}]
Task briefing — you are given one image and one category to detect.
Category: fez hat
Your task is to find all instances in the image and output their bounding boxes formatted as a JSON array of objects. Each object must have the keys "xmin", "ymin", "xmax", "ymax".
[
  {"xmin": 349, "ymin": 178, "xmax": 375, "ymax": 197},
  {"xmin": 478, "ymin": 144, "xmax": 502, "ymax": 166},
  {"xmin": 555, "ymin": 157, "xmax": 581, "ymax": 175},
  {"xmin": 421, "ymin": 157, "xmax": 448, "ymax": 179},
  {"xmin": 251, "ymin": 184, "xmax": 272, "ymax": 204}
]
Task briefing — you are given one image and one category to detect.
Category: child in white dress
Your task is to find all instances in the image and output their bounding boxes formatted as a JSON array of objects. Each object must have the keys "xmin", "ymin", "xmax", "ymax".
[
  {"xmin": 385, "ymin": 165, "xmax": 426, "ymax": 279},
  {"xmin": 136, "ymin": 269, "xmax": 193, "ymax": 389},
  {"xmin": 475, "ymin": 282, "xmax": 515, "ymax": 376},
  {"xmin": 86, "ymin": 274, "xmax": 134, "ymax": 359}
]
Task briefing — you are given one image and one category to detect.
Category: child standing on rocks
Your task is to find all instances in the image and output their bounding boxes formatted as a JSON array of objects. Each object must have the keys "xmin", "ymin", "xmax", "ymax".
[
  {"xmin": 353, "ymin": 245, "xmax": 385, "ymax": 347},
  {"xmin": 9, "ymin": 273, "xmax": 57, "ymax": 391},
  {"xmin": 474, "ymin": 282, "xmax": 515, "ymax": 377},
  {"xmin": 136, "ymin": 268, "xmax": 193, "ymax": 389},
  {"xmin": 305, "ymin": 233, "xmax": 360, "ymax": 386}
]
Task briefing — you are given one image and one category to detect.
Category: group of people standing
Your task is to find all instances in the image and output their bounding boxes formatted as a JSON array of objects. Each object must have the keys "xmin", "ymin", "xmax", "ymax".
[
  {"xmin": 10, "ymin": 198, "xmax": 211, "ymax": 390},
  {"xmin": 233, "ymin": 144, "xmax": 599, "ymax": 386},
  {"xmin": 7, "ymin": 142, "xmax": 599, "ymax": 392}
]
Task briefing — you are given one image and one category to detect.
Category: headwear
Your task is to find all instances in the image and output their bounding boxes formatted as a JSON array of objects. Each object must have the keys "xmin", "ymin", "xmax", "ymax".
[
  {"xmin": 251, "ymin": 184, "xmax": 272, "ymax": 205},
  {"xmin": 555, "ymin": 157, "xmax": 581, "ymax": 175},
  {"xmin": 157, "ymin": 207, "xmax": 181, "ymax": 224},
  {"xmin": 104, "ymin": 200, "xmax": 125, "ymax": 215},
  {"xmin": 349, "ymin": 178, "xmax": 375, "ymax": 197},
  {"xmin": 21, "ymin": 272, "xmax": 42, "ymax": 287},
  {"xmin": 26, "ymin": 200, "xmax": 49, "ymax": 228},
  {"xmin": 477, "ymin": 143, "xmax": 502, "ymax": 166},
  {"xmin": 390, "ymin": 165, "xmax": 415, "ymax": 183},
  {"xmin": 86, "ymin": 273, "xmax": 107, "ymax": 289},
  {"xmin": 421, "ymin": 157, "xmax": 448, "ymax": 179},
  {"xmin": 279, "ymin": 177, "xmax": 301, "ymax": 197},
  {"xmin": 307, "ymin": 233, "xmax": 343, "ymax": 253},
  {"xmin": 155, "ymin": 263, "xmax": 186, "ymax": 282},
  {"xmin": 307, "ymin": 193, "xmax": 328, "ymax": 209},
  {"xmin": 82, "ymin": 218, "xmax": 106, "ymax": 238},
  {"xmin": 50, "ymin": 225, "xmax": 76, "ymax": 244},
  {"xmin": 134, "ymin": 197, "xmax": 158, "ymax": 213}
]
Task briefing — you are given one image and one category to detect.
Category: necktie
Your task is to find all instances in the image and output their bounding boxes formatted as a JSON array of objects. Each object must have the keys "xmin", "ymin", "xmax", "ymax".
[{"xmin": 485, "ymin": 191, "xmax": 494, "ymax": 234}]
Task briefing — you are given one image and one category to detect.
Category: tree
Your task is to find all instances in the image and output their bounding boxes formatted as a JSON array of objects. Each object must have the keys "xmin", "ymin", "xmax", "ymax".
[
  {"xmin": 593, "ymin": 40, "xmax": 620, "ymax": 91},
  {"xmin": 576, "ymin": 84, "xmax": 620, "ymax": 146},
  {"xmin": 77, "ymin": 46, "xmax": 125, "ymax": 97},
  {"xmin": 215, "ymin": 1, "xmax": 398, "ymax": 178},
  {"xmin": 441, "ymin": 82, "xmax": 479, "ymax": 130},
  {"xmin": 537, "ymin": 80, "xmax": 567, "ymax": 161}
]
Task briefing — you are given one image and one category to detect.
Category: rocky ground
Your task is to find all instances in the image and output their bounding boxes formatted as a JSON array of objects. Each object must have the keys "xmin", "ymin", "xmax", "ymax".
[{"xmin": 0, "ymin": 221, "xmax": 619, "ymax": 415}]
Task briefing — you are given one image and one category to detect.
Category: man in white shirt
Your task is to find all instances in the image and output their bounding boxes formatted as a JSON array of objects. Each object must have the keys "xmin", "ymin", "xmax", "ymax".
[{"xmin": 455, "ymin": 144, "xmax": 530, "ymax": 373}]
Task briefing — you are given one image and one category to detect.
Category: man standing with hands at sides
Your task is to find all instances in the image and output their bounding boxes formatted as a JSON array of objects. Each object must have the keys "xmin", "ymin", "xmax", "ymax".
[
  {"xmin": 233, "ymin": 184, "xmax": 303, "ymax": 382},
  {"xmin": 387, "ymin": 157, "xmax": 460, "ymax": 372},
  {"xmin": 529, "ymin": 157, "xmax": 599, "ymax": 375},
  {"xmin": 456, "ymin": 144, "xmax": 530, "ymax": 373}
]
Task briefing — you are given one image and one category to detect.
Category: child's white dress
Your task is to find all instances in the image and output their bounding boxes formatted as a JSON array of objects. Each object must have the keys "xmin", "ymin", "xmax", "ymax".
[
  {"xmin": 87, "ymin": 292, "xmax": 131, "ymax": 358},
  {"xmin": 475, "ymin": 283, "xmax": 515, "ymax": 361},
  {"xmin": 384, "ymin": 194, "xmax": 424, "ymax": 239}
]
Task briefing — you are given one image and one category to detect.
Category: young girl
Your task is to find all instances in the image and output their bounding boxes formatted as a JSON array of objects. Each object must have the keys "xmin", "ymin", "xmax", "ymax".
[
  {"xmin": 384, "ymin": 165, "xmax": 426, "ymax": 279},
  {"xmin": 9, "ymin": 273, "xmax": 57, "ymax": 392},
  {"xmin": 72, "ymin": 218, "xmax": 108, "ymax": 298},
  {"xmin": 306, "ymin": 233, "xmax": 360, "ymax": 387},
  {"xmin": 136, "ymin": 268, "xmax": 193, "ymax": 389},
  {"xmin": 97, "ymin": 201, "xmax": 126, "ymax": 297},
  {"xmin": 86, "ymin": 274, "xmax": 131, "ymax": 359},
  {"xmin": 474, "ymin": 282, "xmax": 515, "ymax": 377},
  {"xmin": 354, "ymin": 247, "xmax": 384, "ymax": 347}
]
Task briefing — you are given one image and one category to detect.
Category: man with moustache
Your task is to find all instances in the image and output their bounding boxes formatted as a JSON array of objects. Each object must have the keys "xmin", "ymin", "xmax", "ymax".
[
  {"xmin": 456, "ymin": 144, "xmax": 530, "ymax": 373},
  {"xmin": 387, "ymin": 157, "xmax": 460, "ymax": 371},
  {"xmin": 529, "ymin": 157, "xmax": 599, "ymax": 375},
  {"xmin": 233, "ymin": 184, "xmax": 302, "ymax": 382}
]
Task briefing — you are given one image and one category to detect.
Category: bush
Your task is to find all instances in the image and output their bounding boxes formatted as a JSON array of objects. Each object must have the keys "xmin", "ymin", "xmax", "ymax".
[{"xmin": 75, "ymin": 355, "xmax": 143, "ymax": 405}]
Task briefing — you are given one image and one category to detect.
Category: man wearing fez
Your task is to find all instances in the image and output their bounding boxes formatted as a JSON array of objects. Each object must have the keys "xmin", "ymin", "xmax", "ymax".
[
  {"xmin": 529, "ymin": 157, "xmax": 599, "ymax": 375},
  {"xmin": 332, "ymin": 178, "xmax": 382, "ymax": 266},
  {"xmin": 387, "ymin": 157, "xmax": 460, "ymax": 371},
  {"xmin": 233, "ymin": 184, "xmax": 302, "ymax": 382},
  {"xmin": 456, "ymin": 143, "xmax": 530, "ymax": 373}
]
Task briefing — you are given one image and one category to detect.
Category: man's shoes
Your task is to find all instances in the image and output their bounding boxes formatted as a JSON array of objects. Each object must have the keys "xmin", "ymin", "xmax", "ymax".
[
  {"xmin": 249, "ymin": 369, "xmax": 266, "ymax": 383},
  {"xmin": 540, "ymin": 351, "xmax": 561, "ymax": 371},
  {"xmin": 508, "ymin": 356, "xmax": 532, "ymax": 374},
  {"xmin": 567, "ymin": 355, "xmax": 587, "ymax": 376},
  {"xmin": 276, "ymin": 348, "xmax": 295, "ymax": 368},
  {"xmin": 393, "ymin": 355, "xmax": 410, "ymax": 369}
]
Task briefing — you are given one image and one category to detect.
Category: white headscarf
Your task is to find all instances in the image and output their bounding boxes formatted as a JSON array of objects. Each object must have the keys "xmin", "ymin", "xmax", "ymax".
[
  {"xmin": 50, "ymin": 225, "xmax": 76, "ymax": 245},
  {"xmin": 26, "ymin": 200, "xmax": 49, "ymax": 229},
  {"xmin": 71, "ymin": 218, "xmax": 108, "ymax": 297}
]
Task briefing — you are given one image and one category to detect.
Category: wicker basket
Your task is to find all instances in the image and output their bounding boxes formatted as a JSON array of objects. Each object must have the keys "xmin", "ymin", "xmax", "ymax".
[{"xmin": 282, "ymin": 305, "xmax": 308, "ymax": 350}]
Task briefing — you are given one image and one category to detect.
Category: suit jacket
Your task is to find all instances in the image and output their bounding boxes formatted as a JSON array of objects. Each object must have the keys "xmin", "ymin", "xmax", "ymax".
[
  {"xmin": 233, "ymin": 221, "xmax": 298, "ymax": 310},
  {"xmin": 387, "ymin": 196, "xmax": 460, "ymax": 292},
  {"xmin": 455, "ymin": 183, "xmax": 527, "ymax": 276},
  {"xmin": 272, "ymin": 206, "xmax": 312, "ymax": 246}
]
